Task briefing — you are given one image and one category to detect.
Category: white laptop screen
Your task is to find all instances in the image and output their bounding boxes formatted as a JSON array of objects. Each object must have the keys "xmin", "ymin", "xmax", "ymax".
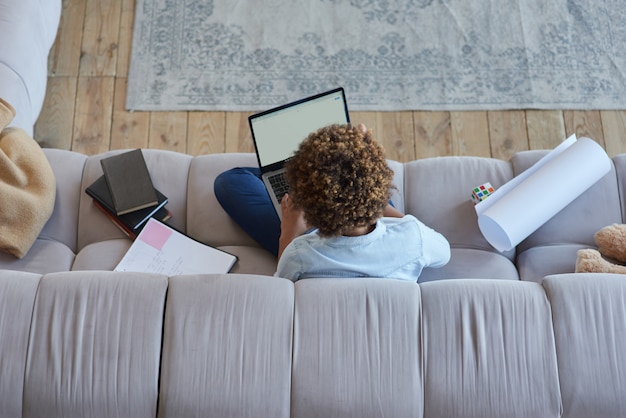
[{"xmin": 250, "ymin": 89, "xmax": 349, "ymax": 169}]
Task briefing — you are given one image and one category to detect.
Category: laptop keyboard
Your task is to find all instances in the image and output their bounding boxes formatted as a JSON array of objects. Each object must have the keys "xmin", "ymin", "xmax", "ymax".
[{"xmin": 268, "ymin": 172, "xmax": 289, "ymax": 203}]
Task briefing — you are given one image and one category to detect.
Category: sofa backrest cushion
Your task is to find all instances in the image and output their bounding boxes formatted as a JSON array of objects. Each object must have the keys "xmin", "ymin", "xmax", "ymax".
[
  {"xmin": 516, "ymin": 243, "xmax": 587, "ymax": 283},
  {"xmin": 421, "ymin": 279, "xmax": 562, "ymax": 418},
  {"xmin": 0, "ymin": 271, "xmax": 40, "ymax": 417},
  {"xmin": 23, "ymin": 271, "xmax": 167, "ymax": 418},
  {"xmin": 404, "ymin": 156, "xmax": 515, "ymax": 258},
  {"xmin": 41, "ymin": 148, "xmax": 86, "ymax": 253},
  {"xmin": 419, "ymin": 247, "xmax": 520, "ymax": 282},
  {"xmin": 291, "ymin": 278, "xmax": 423, "ymax": 418},
  {"xmin": 387, "ymin": 159, "xmax": 405, "ymax": 212},
  {"xmin": 159, "ymin": 274, "xmax": 294, "ymax": 418},
  {"xmin": 511, "ymin": 150, "xmax": 622, "ymax": 252},
  {"xmin": 543, "ymin": 274, "xmax": 626, "ymax": 418},
  {"xmin": 77, "ymin": 149, "xmax": 192, "ymax": 251},
  {"xmin": 187, "ymin": 153, "xmax": 264, "ymax": 248},
  {"xmin": 611, "ymin": 154, "xmax": 626, "ymax": 221}
]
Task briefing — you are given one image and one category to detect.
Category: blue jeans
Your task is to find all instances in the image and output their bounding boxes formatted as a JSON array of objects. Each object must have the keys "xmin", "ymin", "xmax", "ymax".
[{"xmin": 214, "ymin": 167, "xmax": 281, "ymax": 256}]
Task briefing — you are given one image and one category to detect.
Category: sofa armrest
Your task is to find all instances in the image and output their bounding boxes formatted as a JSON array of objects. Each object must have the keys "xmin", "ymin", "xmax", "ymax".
[{"xmin": 0, "ymin": 0, "xmax": 61, "ymax": 134}]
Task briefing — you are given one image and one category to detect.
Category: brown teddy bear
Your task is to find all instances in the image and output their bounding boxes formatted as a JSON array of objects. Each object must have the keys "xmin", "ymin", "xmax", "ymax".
[{"xmin": 576, "ymin": 224, "xmax": 626, "ymax": 274}]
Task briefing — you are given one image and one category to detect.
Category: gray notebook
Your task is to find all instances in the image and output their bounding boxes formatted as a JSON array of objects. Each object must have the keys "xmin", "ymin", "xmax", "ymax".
[{"xmin": 100, "ymin": 149, "xmax": 159, "ymax": 215}]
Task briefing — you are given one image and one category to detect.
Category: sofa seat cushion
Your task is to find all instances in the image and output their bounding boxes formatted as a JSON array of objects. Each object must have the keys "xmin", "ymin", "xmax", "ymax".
[
  {"xmin": 217, "ymin": 245, "xmax": 277, "ymax": 276},
  {"xmin": 419, "ymin": 247, "xmax": 519, "ymax": 282},
  {"xmin": 71, "ymin": 239, "xmax": 131, "ymax": 271},
  {"xmin": 0, "ymin": 239, "xmax": 74, "ymax": 274},
  {"xmin": 73, "ymin": 241, "xmax": 277, "ymax": 275},
  {"xmin": 516, "ymin": 244, "xmax": 589, "ymax": 283}
]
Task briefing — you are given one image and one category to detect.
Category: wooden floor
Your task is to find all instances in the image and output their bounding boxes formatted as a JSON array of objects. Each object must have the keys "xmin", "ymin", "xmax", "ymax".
[{"xmin": 34, "ymin": 0, "xmax": 626, "ymax": 163}]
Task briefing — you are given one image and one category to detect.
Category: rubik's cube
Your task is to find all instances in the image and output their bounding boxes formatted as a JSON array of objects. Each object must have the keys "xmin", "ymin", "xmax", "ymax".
[{"xmin": 471, "ymin": 182, "xmax": 495, "ymax": 205}]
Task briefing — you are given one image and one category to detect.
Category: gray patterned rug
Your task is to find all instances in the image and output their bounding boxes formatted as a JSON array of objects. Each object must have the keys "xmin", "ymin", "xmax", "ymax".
[{"xmin": 127, "ymin": 0, "xmax": 626, "ymax": 111}]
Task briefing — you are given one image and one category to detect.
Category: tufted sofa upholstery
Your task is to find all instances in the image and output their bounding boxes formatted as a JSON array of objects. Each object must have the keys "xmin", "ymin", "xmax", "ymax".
[
  {"xmin": 0, "ymin": 147, "xmax": 623, "ymax": 283},
  {"xmin": 0, "ymin": 148, "xmax": 624, "ymax": 417},
  {"xmin": 2, "ymin": 267, "xmax": 626, "ymax": 417}
]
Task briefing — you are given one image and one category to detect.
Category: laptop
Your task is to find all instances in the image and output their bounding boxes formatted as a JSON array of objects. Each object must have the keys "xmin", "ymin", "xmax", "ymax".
[{"xmin": 249, "ymin": 87, "xmax": 350, "ymax": 219}]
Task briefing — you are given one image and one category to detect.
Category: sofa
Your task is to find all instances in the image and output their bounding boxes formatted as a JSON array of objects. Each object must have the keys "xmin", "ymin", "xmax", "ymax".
[
  {"xmin": 3, "ymin": 0, "xmax": 626, "ymax": 416},
  {"xmin": 1, "ymin": 146, "xmax": 625, "ymax": 281},
  {"xmin": 1, "ymin": 147, "xmax": 626, "ymax": 418}
]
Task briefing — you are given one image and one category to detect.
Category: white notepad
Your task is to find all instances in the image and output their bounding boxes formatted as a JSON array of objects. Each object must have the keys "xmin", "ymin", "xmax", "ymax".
[{"xmin": 115, "ymin": 218, "xmax": 237, "ymax": 275}]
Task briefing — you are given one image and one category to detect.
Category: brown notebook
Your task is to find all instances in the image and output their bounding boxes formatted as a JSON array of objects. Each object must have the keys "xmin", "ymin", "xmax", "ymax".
[{"xmin": 100, "ymin": 149, "xmax": 159, "ymax": 215}]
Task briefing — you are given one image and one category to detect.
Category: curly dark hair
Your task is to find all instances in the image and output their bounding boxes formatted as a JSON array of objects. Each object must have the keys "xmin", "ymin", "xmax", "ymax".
[{"xmin": 284, "ymin": 124, "xmax": 394, "ymax": 237}]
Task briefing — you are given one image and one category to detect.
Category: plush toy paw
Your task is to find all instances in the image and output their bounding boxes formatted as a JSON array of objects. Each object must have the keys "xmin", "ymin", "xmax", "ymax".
[
  {"xmin": 594, "ymin": 223, "xmax": 626, "ymax": 263},
  {"xmin": 575, "ymin": 248, "xmax": 626, "ymax": 274}
]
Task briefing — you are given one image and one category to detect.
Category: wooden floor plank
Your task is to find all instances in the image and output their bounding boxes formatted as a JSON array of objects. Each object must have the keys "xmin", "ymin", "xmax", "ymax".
[
  {"xmin": 450, "ymin": 111, "xmax": 491, "ymax": 157},
  {"xmin": 379, "ymin": 112, "xmax": 415, "ymax": 163},
  {"xmin": 601, "ymin": 110, "xmax": 626, "ymax": 156},
  {"xmin": 526, "ymin": 110, "xmax": 566, "ymax": 150},
  {"xmin": 147, "ymin": 112, "xmax": 188, "ymax": 153},
  {"xmin": 225, "ymin": 112, "xmax": 254, "ymax": 153},
  {"xmin": 115, "ymin": 0, "xmax": 135, "ymax": 78},
  {"xmin": 487, "ymin": 110, "xmax": 529, "ymax": 160},
  {"xmin": 79, "ymin": 0, "xmax": 122, "ymax": 76},
  {"xmin": 35, "ymin": 76, "xmax": 77, "ymax": 149},
  {"xmin": 188, "ymin": 112, "xmax": 227, "ymax": 155},
  {"xmin": 413, "ymin": 111, "xmax": 452, "ymax": 158},
  {"xmin": 48, "ymin": 0, "xmax": 86, "ymax": 76},
  {"xmin": 110, "ymin": 77, "xmax": 150, "ymax": 150},
  {"xmin": 351, "ymin": 111, "xmax": 382, "ymax": 134},
  {"xmin": 72, "ymin": 76, "xmax": 115, "ymax": 154},
  {"xmin": 564, "ymin": 110, "xmax": 606, "ymax": 148}
]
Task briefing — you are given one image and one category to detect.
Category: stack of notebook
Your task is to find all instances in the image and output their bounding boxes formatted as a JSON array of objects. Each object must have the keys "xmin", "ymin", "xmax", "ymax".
[{"xmin": 85, "ymin": 149, "xmax": 171, "ymax": 239}]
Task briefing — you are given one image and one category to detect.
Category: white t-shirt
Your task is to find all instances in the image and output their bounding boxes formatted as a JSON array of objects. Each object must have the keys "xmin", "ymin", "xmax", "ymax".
[{"xmin": 276, "ymin": 215, "xmax": 450, "ymax": 281}]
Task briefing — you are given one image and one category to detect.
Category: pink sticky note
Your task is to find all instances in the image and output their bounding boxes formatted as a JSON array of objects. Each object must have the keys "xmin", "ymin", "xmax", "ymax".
[{"xmin": 139, "ymin": 219, "xmax": 173, "ymax": 250}]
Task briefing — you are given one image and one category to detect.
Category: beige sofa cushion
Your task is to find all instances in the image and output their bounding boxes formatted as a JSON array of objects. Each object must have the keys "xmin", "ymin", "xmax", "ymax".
[
  {"xmin": 24, "ymin": 271, "xmax": 168, "ymax": 418},
  {"xmin": 291, "ymin": 278, "xmax": 423, "ymax": 417},
  {"xmin": 543, "ymin": 274, "xmax": 626, "ymax": 418},
  {"xmin": 421, "ymin": 279, "xmax": 562, "ymax": 418},
  {"xmin": 0, "ymin": 271, "xmax": 40, "ymax": 417},
  {"xmin": 159, "ymin": 274, "xmax": 294, "ymax": 418}
]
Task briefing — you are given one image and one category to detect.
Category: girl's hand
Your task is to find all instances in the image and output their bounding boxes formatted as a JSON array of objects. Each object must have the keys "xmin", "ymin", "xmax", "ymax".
[{"xmin": 278, "ymin": 193, "xmax": 308, "ymax": 259}]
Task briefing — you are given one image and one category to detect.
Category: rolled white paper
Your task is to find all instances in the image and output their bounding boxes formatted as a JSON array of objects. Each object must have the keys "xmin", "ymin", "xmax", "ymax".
[{"xmin": 476, "ymin": 136, "xmax": 611, "ymax": 252}]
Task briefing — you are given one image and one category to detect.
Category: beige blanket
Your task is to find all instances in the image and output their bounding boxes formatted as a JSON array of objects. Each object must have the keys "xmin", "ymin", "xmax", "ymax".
[{"xmin": 0, "ymin": 98, "xmax": 55, "ymax": 258}]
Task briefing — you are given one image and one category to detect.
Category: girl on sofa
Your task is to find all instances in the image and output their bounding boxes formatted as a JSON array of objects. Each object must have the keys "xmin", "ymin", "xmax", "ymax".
[{"xmin": 214, "ymin": 123, "xmax": 450, "ymax": 281}]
